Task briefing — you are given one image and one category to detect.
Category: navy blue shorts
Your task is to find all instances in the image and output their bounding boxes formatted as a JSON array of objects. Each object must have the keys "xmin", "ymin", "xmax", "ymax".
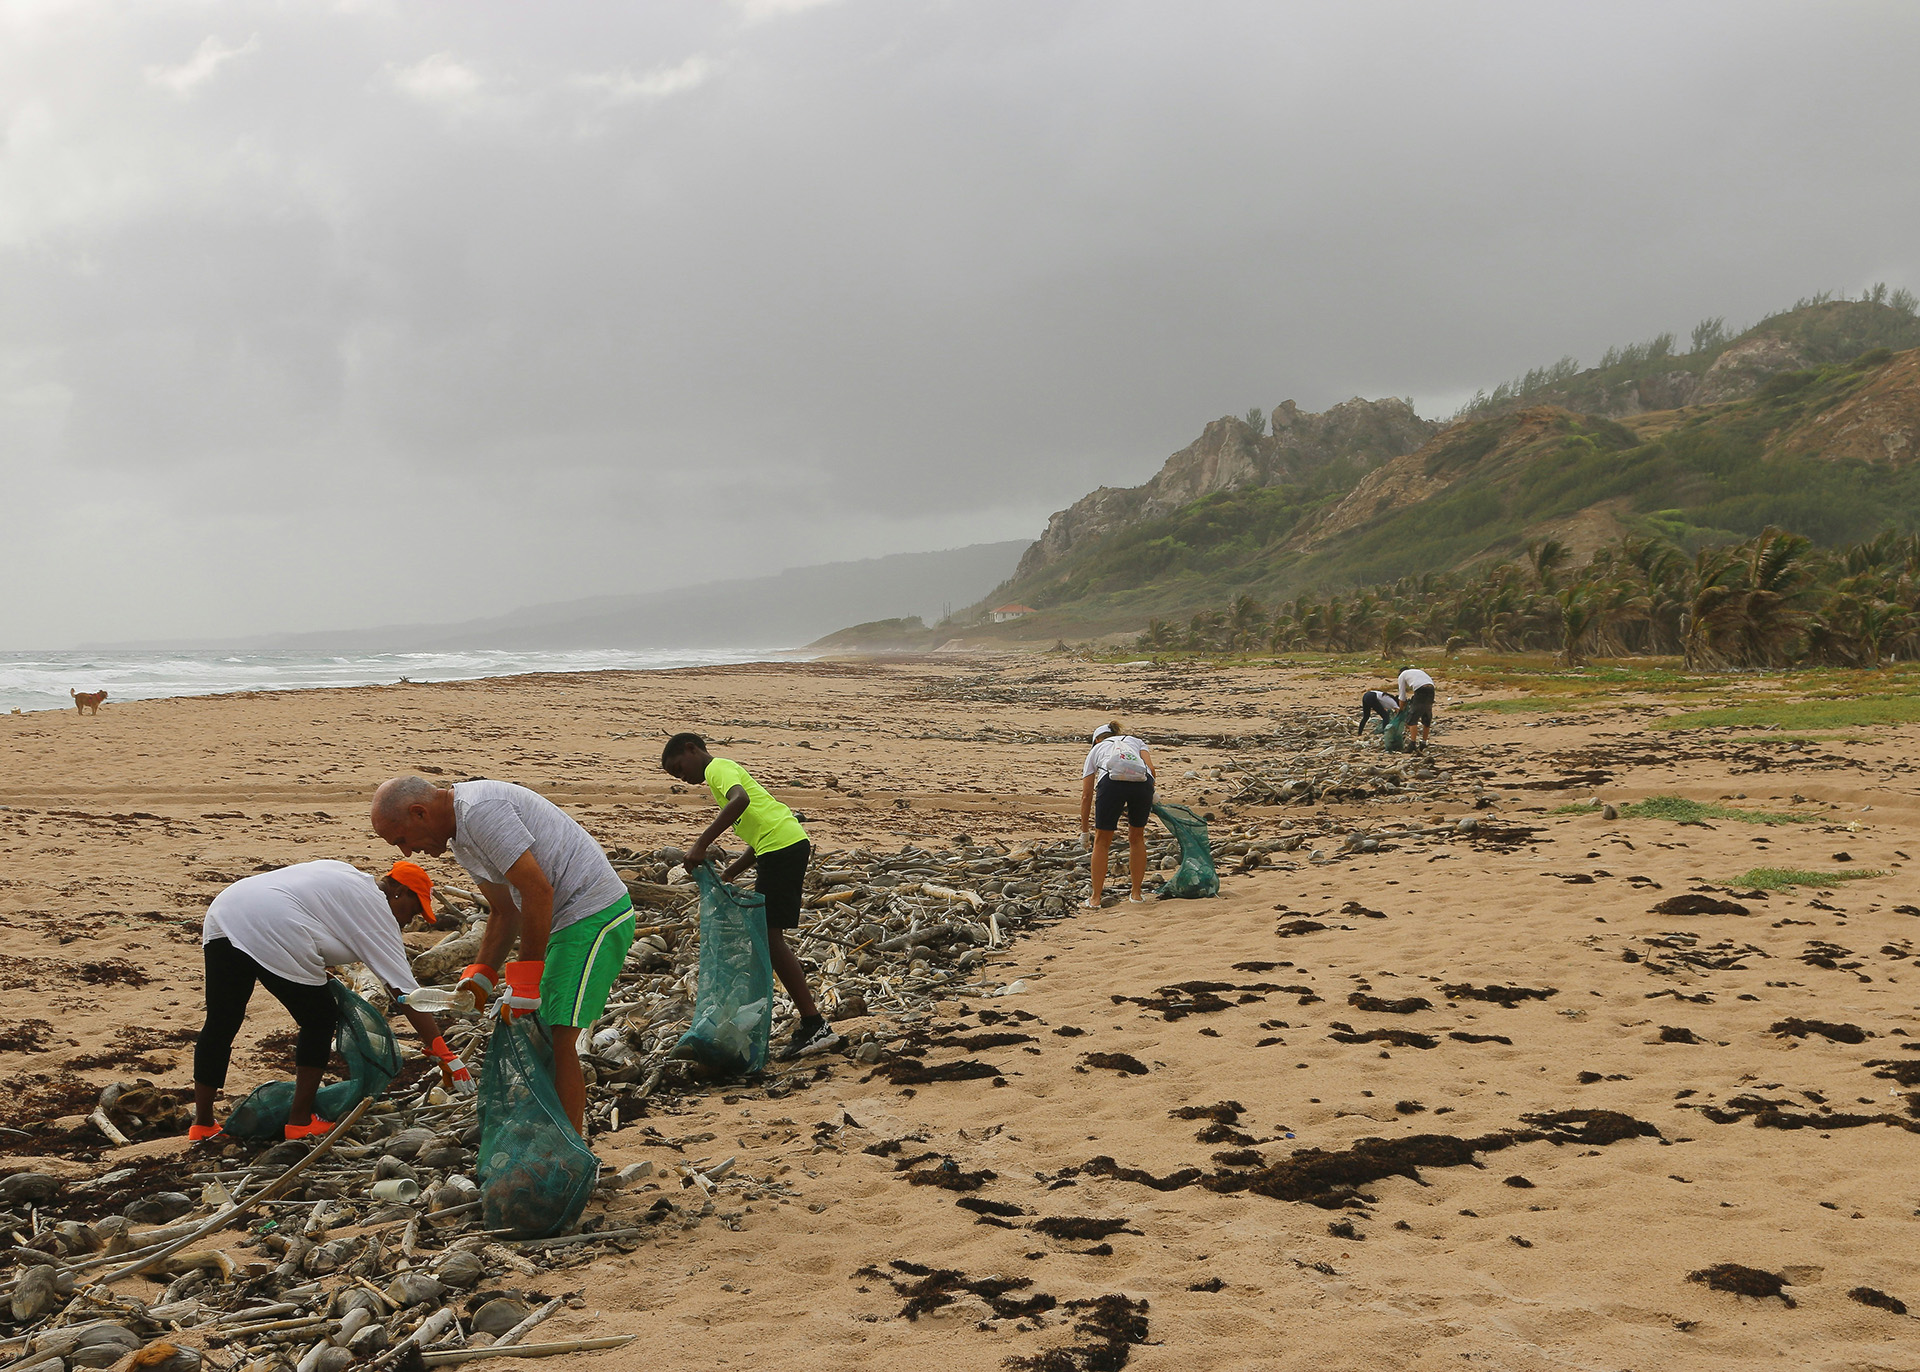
[{"xmin": 1094, "ymin": 778, "xmax": 1154, "ymax": 831}]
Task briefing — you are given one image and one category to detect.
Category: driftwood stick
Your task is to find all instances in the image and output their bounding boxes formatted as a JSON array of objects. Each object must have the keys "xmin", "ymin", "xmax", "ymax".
[
  {"xmin": 87, "ymin": 1107, "xmax": 131, "ymax": 1147},
  {"xmin": 876, "ymin": 923, "xmax": 952, "ymax": 953},
  {"xmin": 501, "ymin": 1227, "xmax": 643, "ymax": 1249},
  {"xmin": 491, "ymin": 1296, "xmax": 562, "ymax": 1348},
  {"xmin": 419, "ymin": 1336, "xmax": 635, "ymax": 1365},
  {"xmin": 94, "ymin": 1097, "xmax": 373, "ymax": 1286}
]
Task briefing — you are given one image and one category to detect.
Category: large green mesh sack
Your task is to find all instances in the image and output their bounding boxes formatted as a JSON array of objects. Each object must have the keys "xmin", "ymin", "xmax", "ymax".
[
  {"xmin": 223, "ymin": 980, "xmax": 401, "ymax": 1139},
  {"xmin": 669, "ymin": 866, "xmax": 774, "ymax": 1079},
  {"xmin": 1152, "ymin": 801, "xmax": 1219, "ymax": 899},
  {"xmin": 476, "ymin": 1016, "xmax": 598, "ymax": 1240},
  {"xmin": 1381, "ymin": 712, "xmax": 1409, "ymax": 752}
]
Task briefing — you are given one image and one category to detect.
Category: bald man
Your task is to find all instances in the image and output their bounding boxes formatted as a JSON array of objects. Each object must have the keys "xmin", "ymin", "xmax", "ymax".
[{"xmin": 371, "ymin": 776, "xmax": 634, "ymax": 1134}]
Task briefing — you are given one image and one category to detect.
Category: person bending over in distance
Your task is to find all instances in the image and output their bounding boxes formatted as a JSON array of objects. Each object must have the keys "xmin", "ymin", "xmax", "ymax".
[
  {"xmin": 192, "ymin": 859, "xmax": 468, "ymax": 1143},
  {"xmin": 1357, "ymin": 688, "xmax": 1401, "ymax": 737},
  {"xmin": 1079, "ymin": 721, "xmax": 1156, "ymax": 908},
  {"xmin": 370, "ymin": 775, "xmax": 635, "ymax": 1135},
  {"xmin": 1395, "ymin": 665, "xmax": 1437, "ymax": 751},
  {"xmin": 660, "ymin": 732, "xmax": 843, "ymax": 1060}
]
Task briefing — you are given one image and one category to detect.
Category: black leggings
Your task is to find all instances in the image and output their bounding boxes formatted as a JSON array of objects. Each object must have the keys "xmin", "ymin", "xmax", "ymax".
[{"xmin": 194, "ymin": 938, "xmax": 338, "ymax": 1088}]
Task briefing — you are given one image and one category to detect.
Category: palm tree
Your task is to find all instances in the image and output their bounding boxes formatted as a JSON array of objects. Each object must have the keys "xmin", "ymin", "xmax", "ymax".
[
  {"xmin": 1528, "ymin": 538, "xmax": 1572, "ymax": 592},
  {"xmin": 1687, "ymin": 528, "xmax": 1814, "ymax": 667},
  {"xmin": 1227, "ymin": 593, "xmax": 1267, "ymax": 651},
  {"xmin": 1558, "ymin": 585, "xmax": 1599, "ymax": 666}
]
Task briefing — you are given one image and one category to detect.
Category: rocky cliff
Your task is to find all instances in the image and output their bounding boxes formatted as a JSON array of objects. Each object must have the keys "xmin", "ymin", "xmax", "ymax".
[{"xmin": 1014, "ymin": 396, "xmax": 1434, "ymax": 580}]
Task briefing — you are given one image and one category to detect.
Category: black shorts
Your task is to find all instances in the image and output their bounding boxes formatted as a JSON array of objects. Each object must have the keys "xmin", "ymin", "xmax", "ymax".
[
  {"xmin": 1405, "ymin": 684, "xmax": 1435, "ymax": 727},
  {"xmin": 1094, "ymin": 777, "xmax": 1154, "ymax": 831},
  {"xmin": 754, "ymin": 839, "xmax": 811, "ymax": 931}
]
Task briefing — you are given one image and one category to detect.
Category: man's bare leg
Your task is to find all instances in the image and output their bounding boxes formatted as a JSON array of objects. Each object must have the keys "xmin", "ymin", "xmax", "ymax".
[
  {"xmin": 550, "ymin": 1026, "xmax": 586, "ymax": 1135},
  {"xmin": 1128, "ymin": 825, "xmax": 1148, "ymax": 898}
]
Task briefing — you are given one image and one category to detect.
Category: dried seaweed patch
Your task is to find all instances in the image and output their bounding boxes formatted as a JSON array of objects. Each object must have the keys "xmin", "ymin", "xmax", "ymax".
[
  {"xmin": 1004, "ymin": 1293, "xmax": 1150, "ymax": 1372},
  {"xmin": 1770, "ymin": 1018, "xmax": 1866, "ymax": 1044},
  {"xmin": 871, "ymin": 1057, "xmax": 1004, "ymax": 1086},
  {"xmin": 1688, "ymin": 1263, "xmax": 1795, "ymax": 1306},
  {"xmin": 1441, "ymin": 983, "xmax": 1558, "ymax": 1008}
]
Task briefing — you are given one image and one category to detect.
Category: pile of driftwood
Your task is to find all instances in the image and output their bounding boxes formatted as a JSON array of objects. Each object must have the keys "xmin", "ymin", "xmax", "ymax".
[{"xmin": 0, "ymin": 1081, "xmax": 637, "ymax": 1372}]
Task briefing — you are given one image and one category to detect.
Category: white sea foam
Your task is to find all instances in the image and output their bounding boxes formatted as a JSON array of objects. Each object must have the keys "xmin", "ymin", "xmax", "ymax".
[{"xmin": 0, "ymin": 647, "xmax": 794, "ymax": 715}]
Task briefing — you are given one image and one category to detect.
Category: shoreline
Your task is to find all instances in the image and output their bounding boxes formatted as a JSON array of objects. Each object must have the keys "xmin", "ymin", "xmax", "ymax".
[{"xmin": 0, "ymin": 645, "xmax": 820, "ymax": 716}]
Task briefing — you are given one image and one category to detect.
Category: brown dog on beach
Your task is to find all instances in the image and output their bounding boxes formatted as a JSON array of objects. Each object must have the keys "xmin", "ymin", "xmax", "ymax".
[{"xmin": 71, "ymin": 689, "xmax": 107, "ymax": 715}]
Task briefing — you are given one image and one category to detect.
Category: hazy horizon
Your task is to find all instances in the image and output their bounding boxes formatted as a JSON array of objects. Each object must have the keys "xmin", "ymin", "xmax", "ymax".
[{"xmin": 5, "ymin": 0, "xmax": 1917, "ymax": 647}]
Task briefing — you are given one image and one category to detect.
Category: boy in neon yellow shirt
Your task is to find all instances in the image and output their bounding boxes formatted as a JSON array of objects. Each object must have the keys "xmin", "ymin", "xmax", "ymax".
[{"xmin": 662, "ymin": 732, "xmax": 842, "ymax": 1060}]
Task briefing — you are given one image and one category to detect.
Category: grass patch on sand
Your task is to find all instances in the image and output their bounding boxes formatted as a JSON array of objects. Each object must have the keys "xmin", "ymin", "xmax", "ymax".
[
  {"xmin": 1657, "ymin": 696, "xmax": 1920, "ymax": 731},
  {"xmin": 1458, "ymin": 698, "xmax": 1569, "ymax": 713},
  {"xmin": 1729, "ymin": 867, "xmax": 1885, "ymax": 890},
  {"xmin": 1615, "ymin": 795, "xmax": 1818, "ymax": 825}
]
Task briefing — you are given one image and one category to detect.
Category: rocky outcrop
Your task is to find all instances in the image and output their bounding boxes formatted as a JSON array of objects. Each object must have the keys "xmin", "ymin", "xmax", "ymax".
[
  {"xmin": 1772, "ymin": 347, "xmax": 1920, "ymax": 463},
  {"xmin": 1693, "ymin": 335, "xmax": 1811, "ymax": 405},
  {"xmin": 1298, "ymin": 407, "xmax": 1579, "ymax": 549},
  {"xmin": 1015, "ymin": 397, "xmax": 1434, "ymax": 579}
]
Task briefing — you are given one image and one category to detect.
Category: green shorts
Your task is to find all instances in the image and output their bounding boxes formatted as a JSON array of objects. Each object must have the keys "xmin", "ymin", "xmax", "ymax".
[{"xmin": 540, "ymin": 896, "xmax": 635, "ymax": 1029}]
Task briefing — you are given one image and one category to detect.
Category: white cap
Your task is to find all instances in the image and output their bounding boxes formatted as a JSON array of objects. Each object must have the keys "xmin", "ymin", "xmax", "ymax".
[{"xmin": 1090, "ymin": 724, "xmax": 1114, "ymax": 744}]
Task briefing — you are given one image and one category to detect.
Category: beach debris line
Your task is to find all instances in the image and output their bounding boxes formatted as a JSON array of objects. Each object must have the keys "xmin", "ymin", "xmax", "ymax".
[
  {"xmin": 0, "ymin": 1042, "xmax": 660, "ymax": 1371},
  {"xmin": 586, "ymin": 815, "xmax": 1493, "ymax": 1108}
]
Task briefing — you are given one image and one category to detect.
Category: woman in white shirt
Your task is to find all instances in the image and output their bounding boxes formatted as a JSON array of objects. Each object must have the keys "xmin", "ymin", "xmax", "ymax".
[
  {"xmin": 1079, "ymin": 721, "xmax": 1156, "ymax": 907},
  {"xmin": 191, "ymin": 859, "xmax": 468, "ymax": 1143}
]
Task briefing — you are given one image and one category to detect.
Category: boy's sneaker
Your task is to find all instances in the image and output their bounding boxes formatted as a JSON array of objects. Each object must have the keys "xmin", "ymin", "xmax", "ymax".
[{"xmin": 780, "ymin": 1017, "xmax": 844, "ymax": 1060}]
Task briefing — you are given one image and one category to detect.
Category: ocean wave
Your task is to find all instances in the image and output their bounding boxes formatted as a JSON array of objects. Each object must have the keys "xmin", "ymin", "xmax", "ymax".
[{"xmin": 0, "ymin": 647, "xmax": 797, "ymax": 714}]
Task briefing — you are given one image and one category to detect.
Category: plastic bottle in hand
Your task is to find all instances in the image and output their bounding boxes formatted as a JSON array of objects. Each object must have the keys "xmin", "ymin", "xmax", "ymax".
[{"xmin": 401, "ymin": 985, "xmax": 476, "ymax": 1014}]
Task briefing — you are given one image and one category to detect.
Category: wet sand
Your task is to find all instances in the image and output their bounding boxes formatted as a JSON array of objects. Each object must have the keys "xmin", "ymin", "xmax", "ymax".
[{"xmin": 2, "ymin": 655, "xmax": 1917, "ymax": 1371}]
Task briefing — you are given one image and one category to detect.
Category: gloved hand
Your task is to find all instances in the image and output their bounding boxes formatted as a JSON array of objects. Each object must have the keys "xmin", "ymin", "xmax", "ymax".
[
  {"xmin": 1078, "ymin": 830, "xmax": 1090, "ymax": 850},
  {"xmin": 501, "ymin": 960, "xmax": 544, "ymax": 1023},
  {"xmin": 426, "ymin": 1036, "xmax": 476, "ymax": 1096},
  {"xmin": 457, "ymin": 963, "xmax": 499, "ymax": 1013}
]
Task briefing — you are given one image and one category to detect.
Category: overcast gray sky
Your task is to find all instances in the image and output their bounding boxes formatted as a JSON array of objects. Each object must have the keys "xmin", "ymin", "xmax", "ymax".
[{"xmin": 4, "ymin": 0, "xmax": 1917, "ymax": 646}]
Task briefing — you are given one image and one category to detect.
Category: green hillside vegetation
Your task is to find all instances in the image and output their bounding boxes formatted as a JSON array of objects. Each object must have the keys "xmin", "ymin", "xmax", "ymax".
[
  {"xmin": 807, "ymin": 615, "xmax": 942, "ymax": 650},
  {"xmin": 1459, "ymin": 287, "xmax": 1920, "ymax": 417},
  {"xmin": 1003, "ymin": 342, "xmax": 1920, "ymax": 640}
]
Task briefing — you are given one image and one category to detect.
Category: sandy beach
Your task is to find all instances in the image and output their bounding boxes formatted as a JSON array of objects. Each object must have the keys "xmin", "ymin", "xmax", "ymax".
[{"xmin": 3, "ymin": 654, "xmax": 1918, "ymax": 1371}]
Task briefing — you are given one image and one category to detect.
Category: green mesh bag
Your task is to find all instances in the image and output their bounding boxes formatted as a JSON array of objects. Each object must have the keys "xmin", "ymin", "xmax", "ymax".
[
  {"xmin": 223, "ymin": 980, "xmax": 402, "ymax": 1139},
  {"xmin": 1381, "ymin": 712, "xmax": 1409, "ymax": 752},
  {"xmin": 669, "ymin": 866, "xmax": 774, "ymax": 1079},
  {"xmin": 1152, "ymin": 801, "xmax": 1219, "ymax": 899},
  {"xmin": 475, "ymin": 1016, "xmax": 598, "ymax": 1240}
]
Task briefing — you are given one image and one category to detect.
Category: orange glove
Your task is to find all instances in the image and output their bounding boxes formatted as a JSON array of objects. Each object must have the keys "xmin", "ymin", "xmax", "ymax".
[
  {"xmin": 458, "ymin": 963, "xmax": 499, "ymax": 1012},
  {"xmin": 426, "ymin": 1036, "xmax": 475, "ymax": 1096},
  {"xmin": 501, "ymin": 960, "xmax": 544, "ymax": 1023}
]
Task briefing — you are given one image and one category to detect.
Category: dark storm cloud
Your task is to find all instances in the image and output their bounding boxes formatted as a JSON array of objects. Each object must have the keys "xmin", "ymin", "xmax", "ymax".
[{"xmin": 3, "ymin": 0, "xmax": 1916, "ymax": 642}]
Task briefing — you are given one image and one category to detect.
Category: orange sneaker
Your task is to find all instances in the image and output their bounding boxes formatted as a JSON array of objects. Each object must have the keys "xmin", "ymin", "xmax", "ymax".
[
  {"xmin": 283, "ymin": 1117, "xmax": 335, "ymax": 1141},
  {"xmin": 187, "ymin": 1123, "xmax": 224, "ymax": 1143}
]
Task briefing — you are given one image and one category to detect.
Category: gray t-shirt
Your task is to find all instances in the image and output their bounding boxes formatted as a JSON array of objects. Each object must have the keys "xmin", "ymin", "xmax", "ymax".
[{"xmin": 449, "ymin": 780, "xmax": 627, "ymax": 936}]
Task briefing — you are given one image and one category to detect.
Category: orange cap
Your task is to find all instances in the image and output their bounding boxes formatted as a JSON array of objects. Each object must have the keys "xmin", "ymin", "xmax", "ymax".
[{"xmin": 386, "ymin": 860, "xmax": 436, "ymax": 924}]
